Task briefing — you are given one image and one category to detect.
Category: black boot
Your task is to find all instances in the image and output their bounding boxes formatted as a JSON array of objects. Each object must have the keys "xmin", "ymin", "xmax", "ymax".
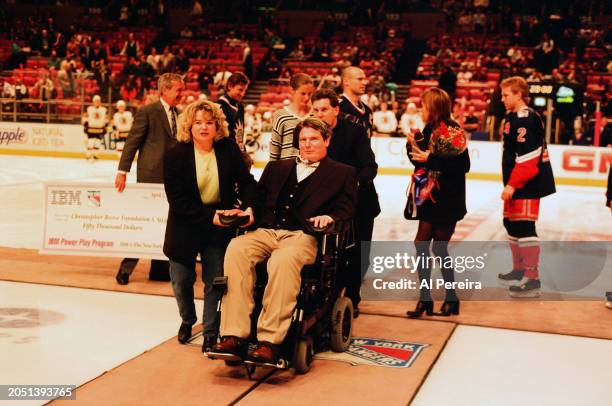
[
  {"xmin": 406, "ymin": 300, "xmax": 434, "ymax": 318},
  {"xmin": 435, "ymin": 300, "xmax": 460, "ymax": 316}
]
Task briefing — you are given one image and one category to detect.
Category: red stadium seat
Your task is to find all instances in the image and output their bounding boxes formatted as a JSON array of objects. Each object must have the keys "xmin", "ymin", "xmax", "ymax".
[
  {"xmin": 486, "ymin": 72, "xmax": 501, "ymax": 82},
  {"xmin": 409, "ymin": 87, "xmax": 423, "ymax": 98},
  {"xmin": 186, "ymin": 82, "xmax": 199, "ymax": 91},
  {"xmin": 456, "ymin": 88, "xmax": 469, "ymax": 99}
]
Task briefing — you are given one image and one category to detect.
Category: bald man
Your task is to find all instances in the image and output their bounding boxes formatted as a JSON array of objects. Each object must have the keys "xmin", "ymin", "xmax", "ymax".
[{"xmin": 340, "ymin": 67, "xmax": 373, "ymax": 138}]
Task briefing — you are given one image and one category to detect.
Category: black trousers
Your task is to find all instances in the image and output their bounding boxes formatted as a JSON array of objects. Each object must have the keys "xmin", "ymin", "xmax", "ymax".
[
  {"xmin": 345, "ymin": 214, "xmax": 375, "ymax": 308},
  {"xmin": 119, "ymin": 258, "xmax": 170, "ymax": 280}
]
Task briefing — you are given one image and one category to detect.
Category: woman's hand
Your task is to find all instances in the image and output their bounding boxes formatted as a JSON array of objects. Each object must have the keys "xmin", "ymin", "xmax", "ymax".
[
  {"xmin": 405, "ymin": 130, "xmax": 415, "ymax": 145},
  {"xmin": 239, "ymin": 207, "xmax": 255, "ymax": 228},
  {"xmin": 212, "ymin": 210, "xmax": 227, "ymax": 227},
  {"xmin": 409, "ymin": 144, "xmax": 430, "ymax": 162}
]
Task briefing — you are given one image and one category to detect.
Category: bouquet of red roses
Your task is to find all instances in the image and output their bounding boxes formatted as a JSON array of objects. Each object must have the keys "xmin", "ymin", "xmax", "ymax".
[
  {"xmin": 430, "ymin": 121, "xmax": 467, "ymax": 157},
  {"xmin": 418, "ymin": 121, "xmax": 467, "ymax": 203}
]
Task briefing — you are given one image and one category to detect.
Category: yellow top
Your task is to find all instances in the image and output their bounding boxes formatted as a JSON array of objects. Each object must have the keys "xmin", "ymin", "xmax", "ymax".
[{"xmin": 194, "ymin": 147, "xmax": 220, "ymax": 205}]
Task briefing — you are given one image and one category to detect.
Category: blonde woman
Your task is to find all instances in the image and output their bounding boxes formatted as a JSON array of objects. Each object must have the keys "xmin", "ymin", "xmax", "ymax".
[
  {"xmin": 163, "ymin": 100, "xmax": 256, "ymax": 351},
  {"xmin": 269, "ymin": 73, "xmax": 314, "ymax": 160}
]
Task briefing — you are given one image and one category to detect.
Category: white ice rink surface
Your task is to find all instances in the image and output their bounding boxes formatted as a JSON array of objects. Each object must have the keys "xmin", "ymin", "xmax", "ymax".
[
  {"xmin": 412, "ymin": 325, "xmax": 612, "ymax": 406},
  {"xmin": 0, "ymin": 155, "xmax": 611, "ymax": 405},
  {"xmin": 0, "ymin": 280, "xmax": 202, "ymax": 406}
]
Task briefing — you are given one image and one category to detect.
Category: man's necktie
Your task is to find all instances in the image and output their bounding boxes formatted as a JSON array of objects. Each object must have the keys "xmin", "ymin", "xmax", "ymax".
[{"xmin": 170, "ymin": 107, "xmax": 177, "ymax": 137}]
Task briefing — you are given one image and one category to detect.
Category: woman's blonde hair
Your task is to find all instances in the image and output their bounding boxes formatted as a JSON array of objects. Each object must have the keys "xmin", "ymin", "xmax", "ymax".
[
  {"xmin": 176, "ymin": 100, "xmax": 229, "ymax": 142},
  {"xmin": 421, "ymin": 87, "xmax": 452, "ymax": 127}
]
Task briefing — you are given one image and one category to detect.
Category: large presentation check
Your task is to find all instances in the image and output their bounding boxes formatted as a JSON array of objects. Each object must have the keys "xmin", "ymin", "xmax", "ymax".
[{"xmin": 41, "ymin": 182, "xmax": 168, "ymax": 259}]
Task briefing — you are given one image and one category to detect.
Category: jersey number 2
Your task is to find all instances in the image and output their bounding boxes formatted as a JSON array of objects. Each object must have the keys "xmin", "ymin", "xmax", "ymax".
[{"xmin": 517, "ymin": 127, "xmax": 527, "ymax": 143}]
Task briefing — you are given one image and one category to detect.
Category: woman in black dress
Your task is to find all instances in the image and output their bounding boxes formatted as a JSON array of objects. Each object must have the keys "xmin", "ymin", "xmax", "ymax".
[{"xmin": 405, "ymin": 87, "xmax": 470, "ymax": 317}]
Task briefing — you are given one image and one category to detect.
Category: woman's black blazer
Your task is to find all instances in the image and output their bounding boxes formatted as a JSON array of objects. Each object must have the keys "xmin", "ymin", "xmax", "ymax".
[{"xmin": 162, "ymin": 138, "xmax": 256, "ymax": 264}]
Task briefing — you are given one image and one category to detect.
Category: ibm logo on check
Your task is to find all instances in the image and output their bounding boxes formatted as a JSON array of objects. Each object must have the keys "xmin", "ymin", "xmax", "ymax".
[{"xmin": 50, "ymin": 190, "xmax": 82, "ymax": 206}]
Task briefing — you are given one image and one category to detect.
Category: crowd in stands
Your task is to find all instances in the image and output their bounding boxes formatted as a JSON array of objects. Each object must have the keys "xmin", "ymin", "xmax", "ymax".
[
  {"xmin": 0, "ymin": 1, "xmax": 610, "ymax": 146},
  {"xmin": 407, "ymin": 1, "xmax": 611, "ymax": 145}
]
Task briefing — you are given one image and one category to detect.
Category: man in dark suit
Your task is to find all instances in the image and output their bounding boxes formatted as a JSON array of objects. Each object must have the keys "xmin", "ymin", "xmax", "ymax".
[
  {"xmin": 114, "ymin": 73, "xmax": 185, "ymax": 285},
  {"xmin": 339, "ymin": 67, "xmax": 373, "ymax": 137},
  {"xmin": 210, "ymin": 117, "xmax": 357, "ymax": 364},
  {"xmin": 312, "ymin": 88, "xmax": 381, "ymax": 316}
]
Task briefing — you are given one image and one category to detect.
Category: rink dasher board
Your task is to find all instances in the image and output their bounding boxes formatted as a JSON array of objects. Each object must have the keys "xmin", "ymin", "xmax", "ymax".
[
  {"xmin": 1, "ymin": 121, "xmax": 609, "ymax": 186},
  {"xmin": 40, "ymin": 181, "xmax": 168, "ymax": 259},
  {"xmin": 255, "ymin": 136, "xmax": 611, "ymax": 186}
]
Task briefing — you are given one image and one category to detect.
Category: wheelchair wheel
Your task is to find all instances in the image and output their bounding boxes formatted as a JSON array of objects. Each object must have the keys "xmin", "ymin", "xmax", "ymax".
[
  {"xmin": 293, "ymin": 337, "xmax": 314, "ymax": 374},
  {"xmin": 330, "ymin": 296, "xmax": 353, "ymax": 352}
]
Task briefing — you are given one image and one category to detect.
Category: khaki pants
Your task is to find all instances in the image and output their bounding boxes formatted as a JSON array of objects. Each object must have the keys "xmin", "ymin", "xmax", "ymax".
[{"xmin": 220, "ymin": 228, "xmax": 318, "ymax": 344}]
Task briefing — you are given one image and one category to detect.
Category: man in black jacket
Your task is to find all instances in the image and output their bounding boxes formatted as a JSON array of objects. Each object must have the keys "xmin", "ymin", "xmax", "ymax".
[
  {"xmin": 210, "ymin": 118, "xmax": 357, "ymax": 364},
  {"xmin": 311, "ymin": 88, "xmax": 380, "ymax": 316},
  {"xmin": 339, "ymin": 67, "xmax": 373, "ymax": 137}
]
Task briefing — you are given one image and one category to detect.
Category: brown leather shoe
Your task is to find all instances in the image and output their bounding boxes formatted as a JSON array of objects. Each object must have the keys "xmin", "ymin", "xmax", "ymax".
[
  {"xmin": 247, "ymin": 341, "xmax": 279, "ymax": 364},
  {"xmin": 208, "ymin": 336, "xmax": 247, "ymax": 361}
]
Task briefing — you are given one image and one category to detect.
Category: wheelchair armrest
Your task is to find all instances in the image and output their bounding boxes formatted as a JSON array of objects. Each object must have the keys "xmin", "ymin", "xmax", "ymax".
[{"xmin": 219, "ymin": 214, "xmax": 250, "ymax": 227}]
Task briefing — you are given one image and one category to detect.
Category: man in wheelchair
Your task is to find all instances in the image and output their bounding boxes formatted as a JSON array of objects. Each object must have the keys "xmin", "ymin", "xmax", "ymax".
[{"xmin": 209, "ymin": 117, "xmax": 357, "ymax": 365}]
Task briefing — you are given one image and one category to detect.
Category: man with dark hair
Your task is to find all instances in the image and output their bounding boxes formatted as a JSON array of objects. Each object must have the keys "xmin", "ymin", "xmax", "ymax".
[
  {"xmin": 114, "ymin": 73, "xmax": 185, "ymax": 285},
  {"xmin": 340, "ymin": 67, "xmax": 373, "ymax": 137},
  {"xmin": 311, "ymin": 88, "xmax": 380, "ymax": 316},
  {"xmin": 210, "ymin": 117, "xmax": 357, "ymax": 365},
  {"xmin": 217, "ymin": 72, "xmax": 250, "ymax": 144}
]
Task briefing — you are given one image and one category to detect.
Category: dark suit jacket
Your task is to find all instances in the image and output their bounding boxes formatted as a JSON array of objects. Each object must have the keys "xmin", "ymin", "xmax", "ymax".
[
  {"xmin": 328, "ymin": 118, "xmax": 381, "ymax": 218},
  {"xmin": 163, "ymin": 138, "xmax": 256, "ymax": 264},
  {"xmin": 118, "ymin": 101, "xmax": 176, "ymax": 183},
  {"xmin": 253, "ymin": 156, "xmax": 357, "ymax": 231}
]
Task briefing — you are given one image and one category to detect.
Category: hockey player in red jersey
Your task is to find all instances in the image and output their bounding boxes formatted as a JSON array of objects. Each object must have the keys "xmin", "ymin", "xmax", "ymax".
[{"xmin": 497, "ymin": 76, "xmax": 556, "ymax": 297}]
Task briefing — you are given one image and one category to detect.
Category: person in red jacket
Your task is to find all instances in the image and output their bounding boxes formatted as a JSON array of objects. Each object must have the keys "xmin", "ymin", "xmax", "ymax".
[{"xmin": 497, "ymin": 76, "xmax": 556, "ymax": 298}]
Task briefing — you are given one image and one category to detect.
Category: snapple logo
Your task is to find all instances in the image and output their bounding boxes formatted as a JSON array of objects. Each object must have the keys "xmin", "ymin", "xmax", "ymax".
[{"xmin": 0, "ymin": 127, "xmax": 27, "ymax": 145}]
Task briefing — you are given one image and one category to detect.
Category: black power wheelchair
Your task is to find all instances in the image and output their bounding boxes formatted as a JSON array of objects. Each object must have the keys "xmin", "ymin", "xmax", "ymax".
[{"xmin": 207, "ymin": 216, "xmax": 355, "ymax": 375}]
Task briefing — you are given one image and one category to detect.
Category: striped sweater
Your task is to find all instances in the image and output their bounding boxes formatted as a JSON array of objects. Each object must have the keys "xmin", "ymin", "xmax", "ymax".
[{"xmin": 270, "ymin": 107, "xmax": 305, "ymax": 161}]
